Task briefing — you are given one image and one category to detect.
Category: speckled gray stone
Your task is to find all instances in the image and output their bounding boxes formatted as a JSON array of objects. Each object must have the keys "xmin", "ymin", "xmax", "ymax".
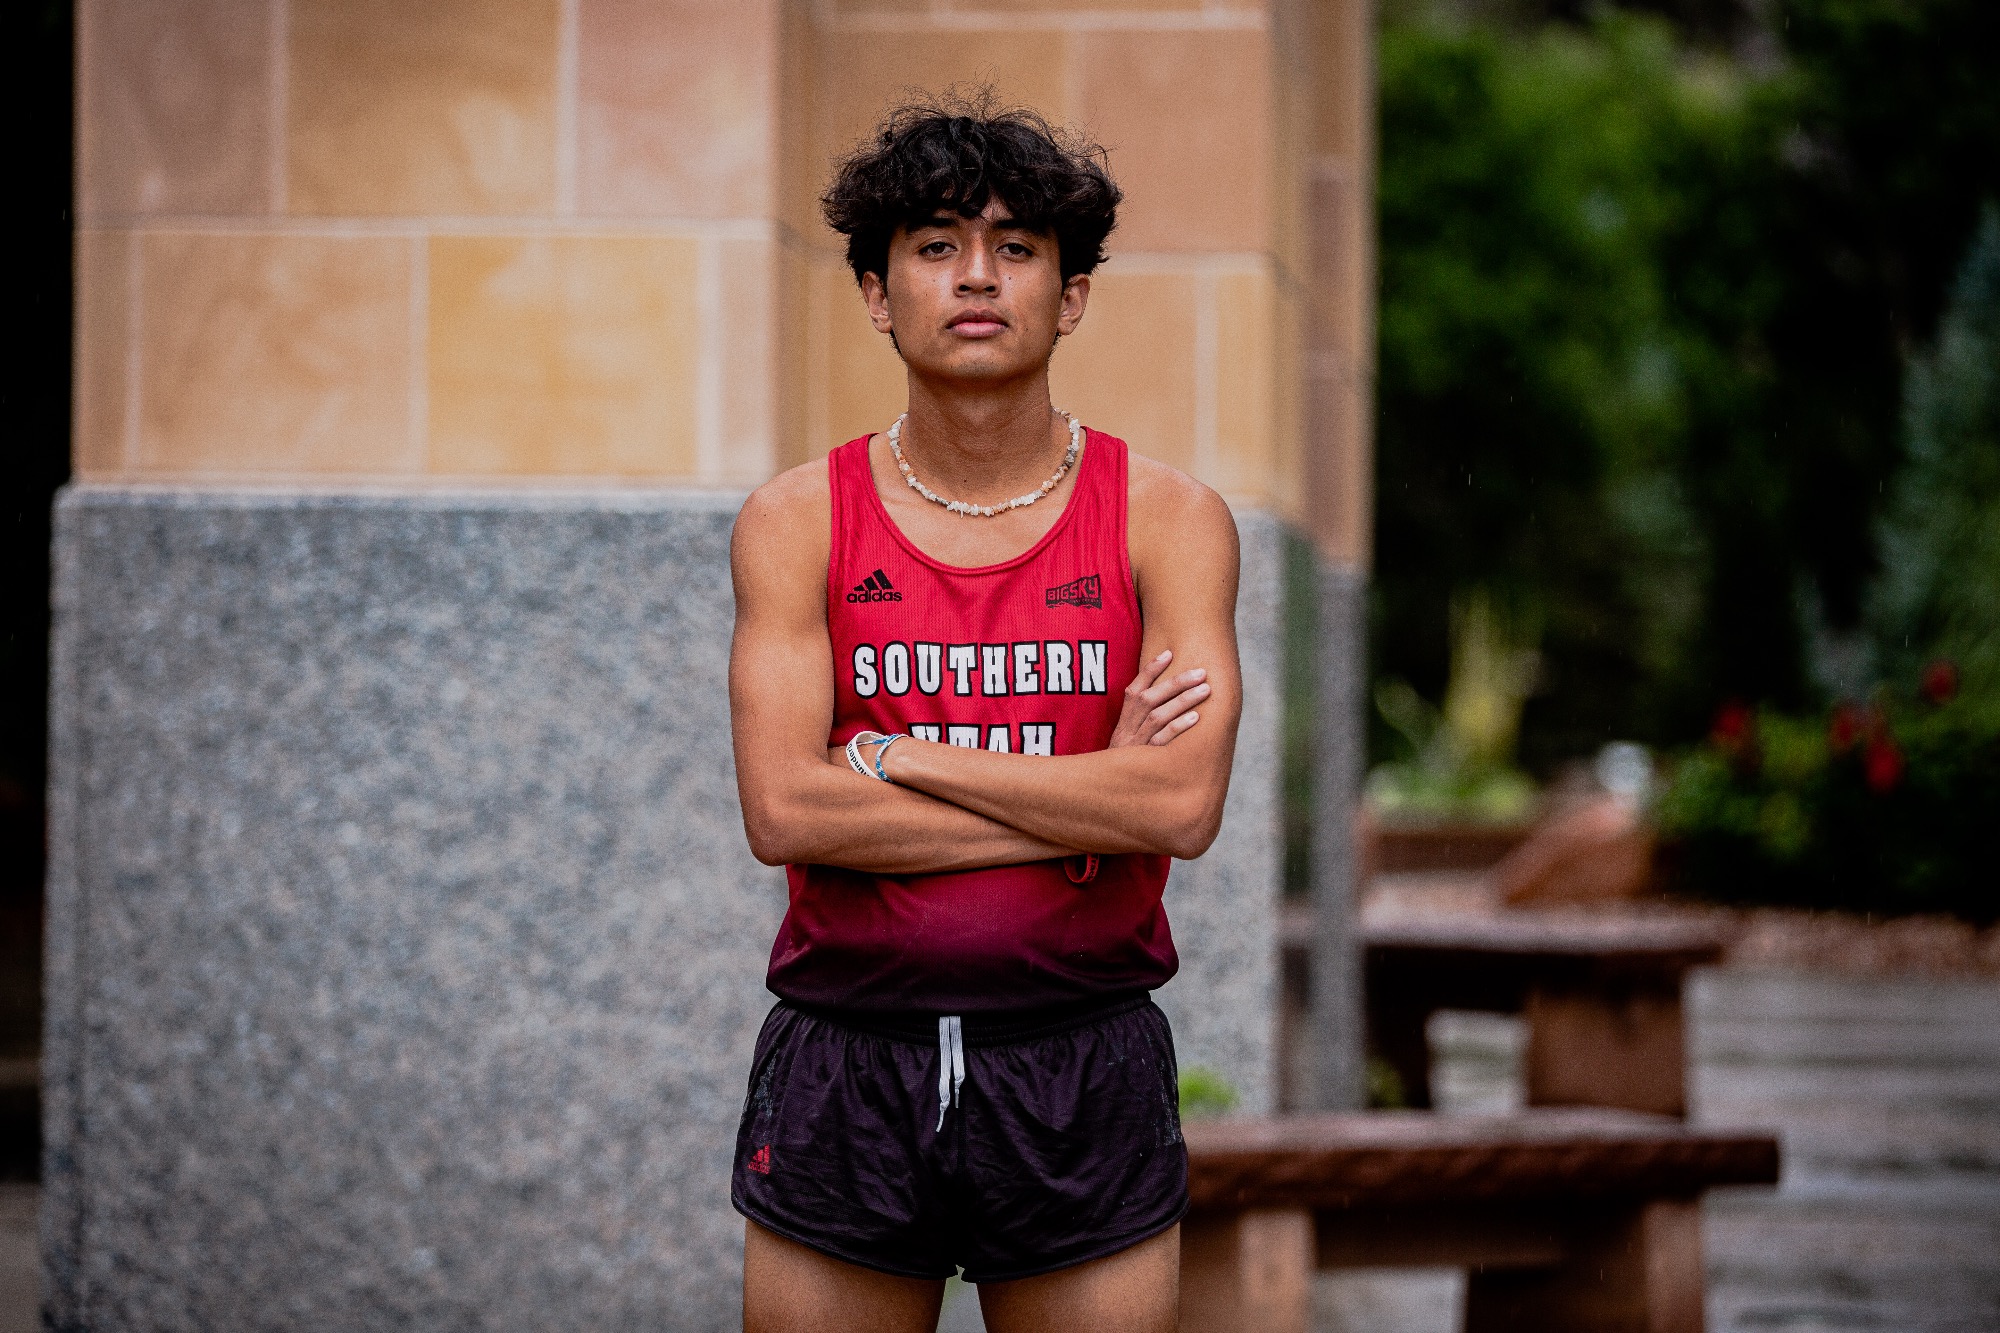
[
  {"xmin": 45, "ymin": 487, "xmax": 783, "ymax": 1332},
  {"xmin": 1150, "ymin": 510, "xmax": 1285, "ymax": 1115},
  {"xmin": 42, "ymin": 487, "xmax": 1300, "ymax": 1329},
  {"xmin": 1303, "ymin": 559, "xmax": 1368, "ymax": 1111}
]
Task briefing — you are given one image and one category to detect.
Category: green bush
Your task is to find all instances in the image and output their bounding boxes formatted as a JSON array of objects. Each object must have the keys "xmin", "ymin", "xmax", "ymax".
[
  {"xmin": 1369, "ymin": 589, "xmax": 1539, "ymax": 825},
  {"xmin": 1176, "ymin": 1067, "xmax": 1241, "ymax": 1121},
  {"xmin": 1375, "ymin": 1, "xmax": 2000, "ymax": 768},
  {"xmin": 1656, "ymin": 204, "xmax": 2000, "ymax": 924},
  {"xmin": 1655, "ymin": 681, "xmax": 2000, "ymax": 921},
  {"xmin": 1375, "ymin": 11, "xmax": 1816, "ymax": 762},
  {"xmin": 1870, "ymin": 207, "xmax": 2000, "ymax": 700}
]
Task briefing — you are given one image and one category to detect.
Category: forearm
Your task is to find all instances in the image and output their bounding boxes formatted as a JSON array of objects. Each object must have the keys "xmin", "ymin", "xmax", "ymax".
[
  {"xmin": 879, "ymin": 734, "xmax": 1234, "ymax": 860},
  {"xmin": 742, "ymin": 754, "xmax": 1077, "ymax": 873}
]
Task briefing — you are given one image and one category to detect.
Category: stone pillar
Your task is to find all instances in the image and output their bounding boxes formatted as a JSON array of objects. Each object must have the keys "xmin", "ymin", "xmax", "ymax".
[
  {"xmin": 1300, "ymin": 0, "xmax": 1378, "ymax": 1113},
  {"xmin": 62, "ymin": 6, "xmax": 793, "ymax": 1328},
  {"xmin": 55, "ymin": 1, "xmax": 1374, "ymax": 1325}
]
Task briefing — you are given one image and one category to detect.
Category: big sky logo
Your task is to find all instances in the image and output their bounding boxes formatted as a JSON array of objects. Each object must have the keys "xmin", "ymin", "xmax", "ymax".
[
  {"xmin": 1045, "ymin": 573, "xmax": 1102, "ymax": 610},
  {"xmin": 846, "ymin": 568, "xmax": 903, "ymax": 603}
]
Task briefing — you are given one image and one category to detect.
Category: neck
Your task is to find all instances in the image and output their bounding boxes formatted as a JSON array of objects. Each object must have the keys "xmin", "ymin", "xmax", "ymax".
[{"xmin": 897, "ymin": 369, "xmax": 1066, "ymax": 500}]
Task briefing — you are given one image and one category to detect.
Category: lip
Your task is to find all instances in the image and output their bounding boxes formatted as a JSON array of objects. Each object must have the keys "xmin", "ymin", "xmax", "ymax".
[{"xmin": 947, "ymin": 309, "xmax": 1008, "ymax": 337}]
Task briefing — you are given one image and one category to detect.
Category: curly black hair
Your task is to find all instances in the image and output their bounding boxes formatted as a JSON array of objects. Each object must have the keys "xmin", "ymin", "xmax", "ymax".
[{"xmin": 821, "ymin": 92, "xmax": 1122, "ymax": 288}]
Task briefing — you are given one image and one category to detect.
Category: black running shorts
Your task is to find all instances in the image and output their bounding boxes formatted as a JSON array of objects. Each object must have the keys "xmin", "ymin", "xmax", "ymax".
[{"xmin": 730, "ymin": 993, "xmax": 1189, "ymax": 1284}]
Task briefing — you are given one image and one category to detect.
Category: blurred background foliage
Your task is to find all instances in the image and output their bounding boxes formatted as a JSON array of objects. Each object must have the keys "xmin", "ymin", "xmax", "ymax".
[
  {"xmin": 1651, "ymin": 209, "xmax": 2000, "ymax": 918},
  {"xmin": 1368, "ymin": 588, "xmax": 1542, "ymax": 823},
  {"xmin": 1655, "ymin": 677, "xmax": 2000, "ymax": 920},
  {"xmin": 1870, "ymin": 207, "xmax": 2000, "ymax": 700},
  {"xmin": 1371, "ymin": 0, "xmax": 2000, "ymax": 777}
]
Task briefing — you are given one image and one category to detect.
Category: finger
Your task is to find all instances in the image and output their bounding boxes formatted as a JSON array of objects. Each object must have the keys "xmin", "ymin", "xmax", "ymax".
[
  {"xmin": 1129, "ymin": 676, "xmax": 1207, "ymax": 745},
  {"xmin": 1137, "ymin": 666, "xmax": 1206, "ymax": 709},
  {"xmin": 1146, "ymin": 682, "xmax": 1211, "ymax": 728},
  {"xmin": 1125, "ymin": 650, "xmax": 1174, "ymax": 697},
  {"xmin": 1141, "ymin": 705, "xmax": 1201, "ymax": 746}
]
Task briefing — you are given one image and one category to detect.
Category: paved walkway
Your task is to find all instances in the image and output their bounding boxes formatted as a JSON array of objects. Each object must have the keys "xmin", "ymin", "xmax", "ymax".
[{"xmin": 1691, "ymin": 968, "xmax": 2000, "ymax": 1333}]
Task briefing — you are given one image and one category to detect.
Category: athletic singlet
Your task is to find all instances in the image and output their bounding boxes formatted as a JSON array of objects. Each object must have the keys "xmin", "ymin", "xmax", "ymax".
[{"xmin": 763, "ymin": 429, "xmax": 1179, "ymax": 1014}]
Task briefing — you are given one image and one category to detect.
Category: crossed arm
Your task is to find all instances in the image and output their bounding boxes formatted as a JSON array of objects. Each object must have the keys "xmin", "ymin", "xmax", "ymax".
[{"xmin": 727, "ymin": 459, "xmax": 1243, "ymax": 875}]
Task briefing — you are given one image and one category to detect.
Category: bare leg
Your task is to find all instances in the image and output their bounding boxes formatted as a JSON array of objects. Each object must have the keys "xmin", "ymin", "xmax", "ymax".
[
  {"xmin": 743, "ymin": 1221, "xmax": 946, "ymax": 1333},
  {"xmin": 978, "ymin": 1224, "xmax": 1180, "ymax": 1333}
]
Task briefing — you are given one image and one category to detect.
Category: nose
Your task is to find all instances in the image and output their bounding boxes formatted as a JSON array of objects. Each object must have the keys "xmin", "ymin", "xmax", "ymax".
[{"xmin": 955, "ymin": 245, "xmax": 999, "ymax": 295}]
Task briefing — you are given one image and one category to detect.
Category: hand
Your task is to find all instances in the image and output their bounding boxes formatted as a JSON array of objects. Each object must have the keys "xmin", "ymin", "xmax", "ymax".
[{"xmin": 1108, "ymin": 650, "xmax": 1210, "ymax": 749}]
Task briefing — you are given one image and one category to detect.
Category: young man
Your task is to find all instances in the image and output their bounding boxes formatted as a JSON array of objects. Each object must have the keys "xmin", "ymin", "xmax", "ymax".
[{"xmin": 727, "ymin": 103, "xmax": 1242, "ymax": 1333}]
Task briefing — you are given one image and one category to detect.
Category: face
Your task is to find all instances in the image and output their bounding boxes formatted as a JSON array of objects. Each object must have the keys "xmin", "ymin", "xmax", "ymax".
[{"xmin": 862, "ymin": 199, "xmax": 1089, "ymax": 386}]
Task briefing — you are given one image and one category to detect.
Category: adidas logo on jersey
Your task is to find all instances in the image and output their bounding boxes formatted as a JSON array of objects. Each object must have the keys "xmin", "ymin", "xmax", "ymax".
[{"xmin": 846, "ymin": 568, "xmax": 904, "ymax": 603}]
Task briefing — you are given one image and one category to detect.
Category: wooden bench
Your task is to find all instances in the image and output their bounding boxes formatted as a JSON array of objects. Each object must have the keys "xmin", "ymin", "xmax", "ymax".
[
  {"xmin": 1364, "ymin": 911, "xmax": 1728, "ymax": 1116},
  {"xmin": 1180, "ymin": 1109, "xmax": 1779, "ymax": 1333}
]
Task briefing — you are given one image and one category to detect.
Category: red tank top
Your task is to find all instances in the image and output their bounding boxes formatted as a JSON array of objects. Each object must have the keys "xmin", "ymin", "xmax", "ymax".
[{"xmin": 763, "ymin": 429, "xmax": 1178, "ymax": 1014}]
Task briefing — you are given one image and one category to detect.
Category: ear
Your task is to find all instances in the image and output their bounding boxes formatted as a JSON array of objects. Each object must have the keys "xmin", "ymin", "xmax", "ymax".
[
  {"xmin": 861, "ymin": 271, "xmax": 893, "ymax": 336},
  {"xmin": 1057, "ymin": 274, "xmax": 1090, "ymax": 338}
]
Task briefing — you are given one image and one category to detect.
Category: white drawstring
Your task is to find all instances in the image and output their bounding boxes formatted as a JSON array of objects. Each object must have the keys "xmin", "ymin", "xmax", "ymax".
[{"xmin": 935, "ymin": 1015, "xmax": 965, "ymax": 1131}]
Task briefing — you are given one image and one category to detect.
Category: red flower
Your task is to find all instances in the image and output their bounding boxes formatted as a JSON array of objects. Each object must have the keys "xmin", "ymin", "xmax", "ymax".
[
  {"xmin": 1711, "ymin": 701, "xmax": 1753, "ymax": 748},
  {"xmin": 1864, "ymin": 735, "xmax": 1904, "ymax": 794},
  {"xmin": 1921, "ymin": 659, "xmax": 1959, "ymax": 706},
  {"xmin": 1827, "ymin": 703, "xmax": 1862, "ymax": 753}
]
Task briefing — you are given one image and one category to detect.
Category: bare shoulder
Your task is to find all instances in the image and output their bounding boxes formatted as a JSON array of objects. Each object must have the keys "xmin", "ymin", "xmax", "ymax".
[
  {"xmin": 732, "ymin": 456, "xmax": 832, "ymax": 608},
  {"xmin": 1126, "ymin": 451, "xmax": 1239, "ymax": 567},
  {"xmin": 735, "ymin": 456, "xmax": 832, "ymax": 560},
  {"xmin": 736, "ymin": 456, "xmax": 830, "ymax": 540}
]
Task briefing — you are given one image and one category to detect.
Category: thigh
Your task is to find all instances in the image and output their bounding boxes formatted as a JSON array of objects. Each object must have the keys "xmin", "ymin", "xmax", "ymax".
[
  {"xmin": 976, "ymin": 1224, "xmax": 1180, "ymax": 1333},
  {"xmin": 743, "ymin": 1221, "xmax": 945, "ymax": 1333}
]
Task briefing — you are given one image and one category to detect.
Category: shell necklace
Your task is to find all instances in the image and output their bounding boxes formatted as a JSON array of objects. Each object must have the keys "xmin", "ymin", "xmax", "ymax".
[{"xmin": 887, "ymin": 411, "xmax": 1083, "ymax": 518}]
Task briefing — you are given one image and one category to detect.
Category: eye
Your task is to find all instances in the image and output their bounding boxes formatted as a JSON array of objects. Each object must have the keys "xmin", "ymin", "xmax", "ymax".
[
  {"xmin": 918, "ymin": 240, "xmax": 953, "ymax": 257},
  {"xmin": 999, "ymin": 241, "xmax": 1034, "ymax": 258}
]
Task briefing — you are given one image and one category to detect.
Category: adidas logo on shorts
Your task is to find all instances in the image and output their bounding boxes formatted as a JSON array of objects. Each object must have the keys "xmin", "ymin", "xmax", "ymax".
[
  {"xmin": 747, "ymin": 1144, "xmax": 772, "ymax": 1175},
  {"xmin": 845, "ymin": 568, "xmax": 903, "ymax": 603}
]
